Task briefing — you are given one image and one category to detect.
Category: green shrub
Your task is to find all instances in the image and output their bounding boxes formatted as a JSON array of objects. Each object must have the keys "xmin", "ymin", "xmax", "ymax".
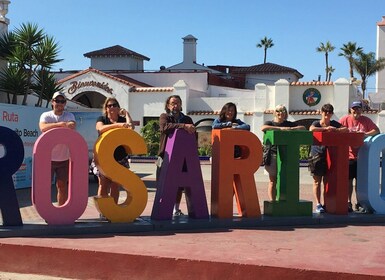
[
  {"xmin": 299, "ymin": 145, "xmax": 310, "ymax": 160},
  {"xmin": 140, "ymin": 120, "xmax": 160, "ymax": 156},
  {"xmin": 198, "ymin": 145, "xmax": 212, "ymax": 156}
]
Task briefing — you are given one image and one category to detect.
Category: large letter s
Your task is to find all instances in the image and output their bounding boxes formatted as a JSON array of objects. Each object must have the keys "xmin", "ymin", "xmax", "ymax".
[{"xmin": 94, "ymin": 128, "xmax": 147, "ymax": 222}]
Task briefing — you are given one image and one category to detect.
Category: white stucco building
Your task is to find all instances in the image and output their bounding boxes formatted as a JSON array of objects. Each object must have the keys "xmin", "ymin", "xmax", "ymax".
[{"xmin": 1, "ymin": 4, "xmax": 385, "ymax": 146}]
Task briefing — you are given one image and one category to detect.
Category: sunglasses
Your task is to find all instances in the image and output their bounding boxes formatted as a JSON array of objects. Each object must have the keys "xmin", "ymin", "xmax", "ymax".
[
  {"xmin": 53, "ymin": 99, "xmax": 66, "ymax": 104},
  {"xmin": 106, "ymin": 103, "xmax": 119, "ymax": 108},
  {"xmin": 275, "ymin": 110, "xmax": 286, "ymax": 113}
]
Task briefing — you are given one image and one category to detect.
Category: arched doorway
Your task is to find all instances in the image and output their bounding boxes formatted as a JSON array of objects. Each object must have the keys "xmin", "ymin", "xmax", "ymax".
[
  {"xmin": 194, "ymin": 118, "xmax": 215, "ymax": 155},
  {"xmin": 71, "ymin": 91, "xmax": 108, "ymax": 109}
]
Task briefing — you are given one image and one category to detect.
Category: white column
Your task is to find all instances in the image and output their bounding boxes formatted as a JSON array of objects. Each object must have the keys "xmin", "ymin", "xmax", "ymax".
[
  {"xmin": 376, "ymin": 16, "xmax": 385, "ymax": 95},
  {"xmin": 274, "ymin": 79, "xmax": 290, "ymax": 110}
]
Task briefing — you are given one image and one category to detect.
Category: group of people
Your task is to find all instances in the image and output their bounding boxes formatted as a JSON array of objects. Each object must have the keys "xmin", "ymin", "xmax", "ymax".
[
  {"xmin": 39, "ymin": 91, "xmax": 379, "ymax": 218},
  {"xmin": 261, "ymin": 101, "xmax": 379, "ymax": 214}
]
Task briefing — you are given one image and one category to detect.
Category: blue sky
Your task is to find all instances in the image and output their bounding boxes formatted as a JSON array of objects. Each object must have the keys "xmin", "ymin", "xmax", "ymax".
[{"xmin": 8, "ymin": 0, "xmax": 385, "ymax": 92}]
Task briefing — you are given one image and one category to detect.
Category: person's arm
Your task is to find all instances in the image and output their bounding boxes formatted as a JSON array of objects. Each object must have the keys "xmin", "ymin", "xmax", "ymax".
[
  {"xmin": 120, "ymin": 108, "xmax": 135, "ymax": 129},
  {"xmin": 309, "ymin": 121, "xmax": 321, "ymax": 132},
  {"xmin": 96, "ymin": 116, "xmax": 130, "ymax": 134},
  {"xmin": 361, "ymin": 118, "xmax": 380, "ymax": 137},
  {"xmin": 39, "ymin": 121, "xmax": 75, "ymax": 132},
  {"xmin": 260, "ymin": 121, "xmax": 277, "ymax": 132},
  {"xmin": 39, "ymin": 112, "xmax": 76, "ymax": 133},
  {"xmin": 96, "ymin": 121, "xmax": 128, "ymax": 134},
  {"xmin": 365, "ymin": 127, "xmax": 380, "ymax": 137},
  {"xmin": 232, "ymin": 119, "xmax": 250, "ymax": 130},
  {"xmin": 212, "ymin": 118, "xmax": 231, "ymax": 129},
  {"xmin": 159, "ymin": 113, "xmax": 194, "ymax": 135},
  {"xmin": 291, "ymin": 124, "xmax": 306, "ymax": 130}
]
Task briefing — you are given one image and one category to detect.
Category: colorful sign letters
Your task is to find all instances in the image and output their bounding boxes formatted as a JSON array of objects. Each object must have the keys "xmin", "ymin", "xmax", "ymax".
[{"xmin": 0, "ymin": 124, "xmax": 385, "ymax": 227}]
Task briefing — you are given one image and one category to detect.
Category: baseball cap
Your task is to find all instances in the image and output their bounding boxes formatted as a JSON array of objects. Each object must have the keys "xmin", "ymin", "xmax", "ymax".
[
  {"xmin": 52, "ymin": 91, "xmax": 66, "ymax": 100},
  {"xmin": 350, "ymin": 101, "xmax": 362, "ymax": 108}
]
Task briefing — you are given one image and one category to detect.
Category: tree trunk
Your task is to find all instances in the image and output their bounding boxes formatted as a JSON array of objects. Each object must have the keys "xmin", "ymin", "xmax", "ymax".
[
  {"xmin": 264, "ymin": 49, "xmax": 267, "ymax": 64},
  {"xmin": 325, "ymin": 53, "xmax": 329, "ymax": 81}
]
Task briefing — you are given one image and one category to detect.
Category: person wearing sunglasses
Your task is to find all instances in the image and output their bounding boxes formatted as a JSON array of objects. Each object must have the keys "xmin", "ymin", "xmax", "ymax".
[
  {"xmin": 260, "ymin": 104, "xmax": 305, "ymax": 201},
  {"xmin": 94, "ymin": 97, "xmax": 134, "ymax": 212},
  {"xmin": 339, "ymin": 101, "xmax": 380, "ymax": 213},
  {"xmin": 157, "ymin": 95, "xmax": 195, "ymax": 216},
  {"xmin": 308, "ymin": 104, "xmax": 348, "ymax": 213},
  {"xmin": 39, "ymin": 91, "xmax": 76, "ymax": 206}
]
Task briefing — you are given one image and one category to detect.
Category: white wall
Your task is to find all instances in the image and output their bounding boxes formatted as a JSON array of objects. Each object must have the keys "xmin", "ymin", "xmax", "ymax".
[
  {"xmin": 245, "ymin": 73, "xmax": 299, "ymax": 89},
  {"xmin": 126, "ymin": 72, "xmax": 208, "ymax": 92},
  {"xmin": 91, "ymin": 57, "xmax": 144, "ymax": 71}
]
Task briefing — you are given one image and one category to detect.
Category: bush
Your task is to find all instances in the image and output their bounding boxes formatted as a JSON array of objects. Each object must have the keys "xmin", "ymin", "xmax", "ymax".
[
  {"xmin": 299, "ymin": 145, "xmax": 310, "ymax": 160},
  {"xmin": 198, "ymin": 145, "xmax": 212, "ymax": 156},
  {"xmin": 140, "ymin": 120, "xmax": 160, "ymax": 156}
]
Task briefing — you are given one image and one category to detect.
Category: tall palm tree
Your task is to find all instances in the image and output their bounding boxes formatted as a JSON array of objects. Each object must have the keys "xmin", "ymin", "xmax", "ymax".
[
  {"xmin": 256, "ymin": 36, "xmax": 274, "ymax": 64},
  {"xmin": 352, "ymin": 51, "xmax": 385, "ymax": 97},
  {"xmin": 327, "ymin": 66, "xmax": 335, "ymax": 82},
  {"xmin": 338, "ymin": 42, "xmax": 363, "ymax": 80},
  {"xmin": 316, "ymin": 41, "xmax": 335, "ymax": 81},
  {"xmin": 0, "ymin": 22, "xmax": 62, "ymax": 106}
]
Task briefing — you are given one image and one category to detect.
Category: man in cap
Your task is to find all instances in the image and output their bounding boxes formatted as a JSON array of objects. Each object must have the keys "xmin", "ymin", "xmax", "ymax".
[
  {"xmin": 39, "ymin": 92, "xmax": 76, "ymax": 206},
  {"xmin": 339, "ymin": 100, "xmax": 380, "ymax": 213}
]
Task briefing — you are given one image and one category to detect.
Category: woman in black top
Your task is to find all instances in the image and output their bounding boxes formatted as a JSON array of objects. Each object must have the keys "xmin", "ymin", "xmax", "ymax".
[
  {"xmin": 95, "ymin": 97, "xmax": 134, "ymax": 204},
  {"xmin": 260, "ymin": 104, "xmax": 305, "ymax": 201}
]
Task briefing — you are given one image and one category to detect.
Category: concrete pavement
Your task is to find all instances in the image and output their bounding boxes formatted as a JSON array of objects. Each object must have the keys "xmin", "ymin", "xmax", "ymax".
[{"xmin": 1, "ymin": 162, "xmax": 385, "ymax": 279}]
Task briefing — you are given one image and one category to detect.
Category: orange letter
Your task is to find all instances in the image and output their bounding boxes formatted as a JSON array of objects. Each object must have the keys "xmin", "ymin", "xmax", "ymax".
[{"xmin": 211, "ymin": 129, "xmax": 262, "ymax": 218}]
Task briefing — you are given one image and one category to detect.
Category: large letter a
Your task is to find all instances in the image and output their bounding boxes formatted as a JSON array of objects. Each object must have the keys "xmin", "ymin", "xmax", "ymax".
[{"xmin": 151, "ymin": 129, "xmax": 209, "ymax": 220}]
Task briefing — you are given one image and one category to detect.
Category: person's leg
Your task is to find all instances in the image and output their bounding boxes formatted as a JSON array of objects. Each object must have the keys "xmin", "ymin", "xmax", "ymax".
[
  {"xmin": 97, "ymin": 174, "xmax": 110, "ymax": 197},
  {"xmin": 54, "ymin": 160, "xmax": 69, "ymax": 206},
  {"xmin": 268, "ymin": 175, "xmax": 277, "ymax": 201},
  {"xmin": 265, "ymin": 154, "xmax": 277, "ymax": 201},
  {"xmin": 109, "ymin": 182, "xmax": 120, "ymax": 204},
  {"xmin": 174, "ymin": 189, "xmax": 183, "ymax": 214},
  {"xmin": 348, "ymin": 160, "xmax": 356, "ymax": 212},
  {"xmin": 313, "ymin": 175, "xmax": 322, "ymax": 205}
]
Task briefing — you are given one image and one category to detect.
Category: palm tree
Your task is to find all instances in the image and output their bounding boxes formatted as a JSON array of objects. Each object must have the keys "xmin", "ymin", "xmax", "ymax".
[
  {"xmin": 327, "ymin": 66, "xmax": 335, "ymax": 82},
  {"xmin": 316, "ymin": 41, "xmax": 335, "ymax": 81},
  {"xmin": 0, "ymin": 65, "xmax": 28, "ymax": 104},
  {"xmin": 0, "ymin": 22, "xmax": 62, "ymax": 105},
  {"xmin": 256, "ymin": 36, "xmax": 274, "ymax": 64},
  {"xmin": 352, "ymin": 51, "xmax": 385, "ymax": 97},
  {"xmin": 338, "ymin": 42, "xmax": 363, "ymax": 80},
  {"xmin": 33, "ymin": 35, "xmax": 62, "ymax": 106},
  {"xmin": 32, "ymin": 69, "xmax": 63, "ymax": 107}
]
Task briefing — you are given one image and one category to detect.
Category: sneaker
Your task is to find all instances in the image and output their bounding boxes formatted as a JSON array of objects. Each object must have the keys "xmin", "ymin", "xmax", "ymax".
[
  {"xmin": 348, "ymin": 202, "xmax": 353, "ymax": 213},
  {"xmin": 356, "ymin": 204, "xmax": 373, "ymax": 214},
  {"xmin": 315, "ymin": 204, "xmax": 325, "ymax": 213},
  {"xmin": 173, "ymin": 209, "xmax": 184, "ymax": 216},
  {"xmin": 355, "ymin": 203, "xmax": 362, "ymax": 212}
]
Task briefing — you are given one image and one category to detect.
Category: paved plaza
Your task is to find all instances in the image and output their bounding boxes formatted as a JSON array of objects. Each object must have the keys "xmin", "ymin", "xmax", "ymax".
[{"xmin": 0, "ymin": 162, "xmax": 385, "ymax": 279}]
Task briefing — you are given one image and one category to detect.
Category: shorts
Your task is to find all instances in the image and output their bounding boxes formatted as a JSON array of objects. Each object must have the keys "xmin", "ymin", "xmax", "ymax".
[
  {"xmin": 349, "ymin": 159, "xmax": 357, "ymax": 180},
  {"xmin": 264, "ymin": 153, "xmax": 277, "ymax": 177},
  {"xmin": 51, "ymin": 160, "xmax": 69, "ymax": 182},
  {"xmin": 308, "ymin": 154, "xmax": 327, "ymax": 177}
]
